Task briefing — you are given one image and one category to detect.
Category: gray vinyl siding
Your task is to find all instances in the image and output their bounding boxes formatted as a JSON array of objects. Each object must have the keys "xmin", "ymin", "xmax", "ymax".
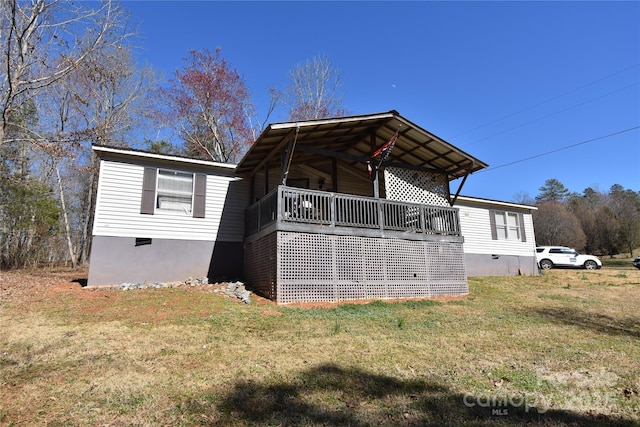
[
  {"xmin": 458, "ymin": 202, "xmax": 536, "ymax": 257},
  {"xmin": 93, "ymin": 159, "xmax": 246, "ymax": 242}
]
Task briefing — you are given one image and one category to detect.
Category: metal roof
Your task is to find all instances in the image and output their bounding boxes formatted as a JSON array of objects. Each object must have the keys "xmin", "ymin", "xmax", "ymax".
[{"xmin": 235, "ymin": 110, "xmax": 488, "ymax": 180}]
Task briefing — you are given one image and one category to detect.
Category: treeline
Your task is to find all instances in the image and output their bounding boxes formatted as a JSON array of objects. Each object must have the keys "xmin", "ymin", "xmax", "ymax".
[
  {"xmin": 531, "ymin": 179, "xmax": 640, "ymax": 256},
  {"xmin": 1, "ymin": 1, "xmax": 347, "ymax": 269}
]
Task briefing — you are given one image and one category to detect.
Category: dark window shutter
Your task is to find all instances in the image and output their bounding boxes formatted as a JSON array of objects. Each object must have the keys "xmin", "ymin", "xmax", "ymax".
[
  {"xmin": 141, "ymin": 167, "xmax": 157, "ymax": 215},
  {"xmin": 193, "ymin": 173, "xmax": 207, "ymax": 218},
  {"xmin": 489, "ymin": 209, "xmax": 498, "ymax": 240},
  {"xmin": 518, "ymin": 213, "xmax": 526, "ymax": 242}
]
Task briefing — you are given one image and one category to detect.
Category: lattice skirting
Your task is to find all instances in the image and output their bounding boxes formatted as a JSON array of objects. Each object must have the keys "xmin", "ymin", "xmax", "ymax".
[
  {"xmin": 245, "ymin": 231, "xmax": 468, "ymax": 304},
  {"xmin": 244, "ymin": 232, "xmax": 278, "ymax": 300}
]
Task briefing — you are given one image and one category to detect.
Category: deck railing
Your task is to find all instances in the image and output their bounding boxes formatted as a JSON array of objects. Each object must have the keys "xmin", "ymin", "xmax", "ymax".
[{"xmin": 245, "ymin": 185, "xmax": 461, "ymax": 237}]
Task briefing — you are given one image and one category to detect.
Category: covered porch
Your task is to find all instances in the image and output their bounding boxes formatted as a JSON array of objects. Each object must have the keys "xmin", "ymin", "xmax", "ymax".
[{"xmin": 236, "ymin": 111, "xmax": 488, "ymax": 304}]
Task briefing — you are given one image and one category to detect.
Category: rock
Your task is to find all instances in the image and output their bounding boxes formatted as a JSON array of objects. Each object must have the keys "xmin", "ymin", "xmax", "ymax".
[{"xmin": 115, "ymin": 277, "xmax": 249, "ymax": 302}]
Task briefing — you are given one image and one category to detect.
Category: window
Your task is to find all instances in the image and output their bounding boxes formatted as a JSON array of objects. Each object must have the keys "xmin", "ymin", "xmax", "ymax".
[
  {"xmin": 140, "ymin": 167, "xmax": 207, "ymax": 218},
  {"xmin": 490, "ymin": 210, "xmax": 526, "ymax": 242},
  {"xmin": 549, "ymin": 248, "xmax": 575, "ymax": 255},
  {"xmin": 495, "ymin": 211, "xmax": 520, "ymax": 240},
  {"xmin": 157, "ymin": 170, "xmax": 193, "ymax": 213}
]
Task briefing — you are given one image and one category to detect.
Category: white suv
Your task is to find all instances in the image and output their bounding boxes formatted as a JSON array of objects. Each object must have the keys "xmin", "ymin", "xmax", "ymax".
[{"xmin": 536, "ymin": 246, "xmax": 602, "ymax": 270}]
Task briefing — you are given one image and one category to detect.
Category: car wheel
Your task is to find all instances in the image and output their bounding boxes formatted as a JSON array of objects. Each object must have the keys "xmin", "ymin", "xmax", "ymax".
[
  {"xmin": 584, "ymin": 260, "xmax": 597, "ymax": 270},
  {"xmin": 539, "ymin": 259, "xmax": 553, "ymax": 270}
]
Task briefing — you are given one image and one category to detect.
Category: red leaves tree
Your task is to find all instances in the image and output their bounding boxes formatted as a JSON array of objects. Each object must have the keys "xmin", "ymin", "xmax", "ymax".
[{"xmin": 157, "ymin": 48, "xmax": 254, "ymax": 162}]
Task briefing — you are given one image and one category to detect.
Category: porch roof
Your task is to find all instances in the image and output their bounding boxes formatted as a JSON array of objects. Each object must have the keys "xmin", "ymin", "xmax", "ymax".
[{"xmin": 235, "ymin": 110, "xmax": 488, "ymax": 180}]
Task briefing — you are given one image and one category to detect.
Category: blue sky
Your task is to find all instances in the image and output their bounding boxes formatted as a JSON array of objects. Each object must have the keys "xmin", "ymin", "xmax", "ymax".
[{"xmin": 123, "ymin": 1, "xmax": 640, "ymax": 203}]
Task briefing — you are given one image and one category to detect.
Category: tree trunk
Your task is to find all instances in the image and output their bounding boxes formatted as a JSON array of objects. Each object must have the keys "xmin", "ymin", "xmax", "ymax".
[
  {"xmin": 79, "ymin": 159, "xmax": 97, "ymax": 264},
  {"xmin": 55, "ymin": 163, "xmax": 77, "ymax": 268}
]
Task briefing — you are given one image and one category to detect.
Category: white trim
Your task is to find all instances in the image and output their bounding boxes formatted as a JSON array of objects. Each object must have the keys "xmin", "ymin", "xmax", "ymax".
[
  {"xmin": 456, "ymin": 195, "xmax": 537, "ymax": 211},
  {"xmin": 268, "ymin": 112, "xmax": 395, "ymax": 130},
  {"xmin": 92, "ymin": 146, "xmax": 237, "ymax": 170}
]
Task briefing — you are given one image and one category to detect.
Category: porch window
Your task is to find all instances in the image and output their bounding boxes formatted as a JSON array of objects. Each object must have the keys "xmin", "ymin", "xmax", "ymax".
[
  {"xmin": 490, "ymin": 210, "xmax": 526, "ymax": 242},
  {"xmin": 157, "ymin": 170, "xmax": 194, "ymax": 213}
]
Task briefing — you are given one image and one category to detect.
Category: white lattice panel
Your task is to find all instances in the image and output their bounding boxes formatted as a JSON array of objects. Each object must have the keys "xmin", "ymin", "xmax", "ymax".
[
  {"xmin": 384, "ymin": 167, "xmax": 450, "ymax": 207},
  {"xmin": 244, "ymin": 233, "xmax": 277, "ymax": 299},
  {"xmin": 271, "ymin": 231, "xmax": 467, "ymax": 304}
]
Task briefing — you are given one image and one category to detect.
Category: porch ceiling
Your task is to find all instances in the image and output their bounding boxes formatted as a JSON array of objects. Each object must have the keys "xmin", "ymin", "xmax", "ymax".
[{"xmin": 235, "ymin": 110, "xmax": 488, "ymax": 180}]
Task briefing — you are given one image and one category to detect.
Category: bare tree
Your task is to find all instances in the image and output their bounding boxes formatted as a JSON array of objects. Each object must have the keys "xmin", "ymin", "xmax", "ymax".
[
  {"xmin": 57, "ymin": 42, "xmax": 154, "ymax": 264},
  {"xmin": 512, "ymin": 191, "xmax": 535, "ymax": 205},
  {"xmin": 567, "ymin": 187, "xmax": 605, "ymax": 254},
  {"xmin": 608, "ymin": 185, "xmax": 640, "ymax": 256},
  {"xmin": 0, "ymin": 0, "xmax": 132, "ymax": 146},
  {"xmin": 533, "ymin": 201, "xmax": 586, "ymax": 249},
  {"xmin": 285, "ymin": 54, "xmax": 349, "ymax": 121},
  {"xmin": 594, "ymin": 204, "xmax": 621, "ymax": 256}
]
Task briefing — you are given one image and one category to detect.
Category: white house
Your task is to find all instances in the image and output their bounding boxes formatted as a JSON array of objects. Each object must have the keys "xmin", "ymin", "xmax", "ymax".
[
  {"xmin": 87, "ymin": 112, "xmax": 539, "ymax": 302},
  {"xmin": 456, "ymin": 195, "xmax": 539, "ymax": 276}
]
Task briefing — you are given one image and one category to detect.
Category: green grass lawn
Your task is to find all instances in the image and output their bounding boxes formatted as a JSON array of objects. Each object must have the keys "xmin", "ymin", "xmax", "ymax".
[
  {"xmin": 601, "ymin": 256, "xmax": 638, "ymax": 269},
  {"xmin": 1, "ymin": 267, "xmax": 639, "ymax": 426}
]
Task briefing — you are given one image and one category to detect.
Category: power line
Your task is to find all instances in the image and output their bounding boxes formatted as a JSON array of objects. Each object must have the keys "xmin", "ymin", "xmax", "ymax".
[
  {"xmin": 452, "ymin": 64, "xmax": 640, "ymax": 140},
  {"xmin": 463, "ymin": 82, "xmax": 639, "ymax": 148},
  {"xmin": 475, "ymin": 125, "xmax": 640, "ymax": 174}
]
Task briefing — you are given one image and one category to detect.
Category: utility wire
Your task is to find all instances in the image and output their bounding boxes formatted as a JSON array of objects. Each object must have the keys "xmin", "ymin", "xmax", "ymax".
[
  {"xmin": 475, "ymin": 125, "xmax": 640, "ymax": 174},
  {"xmin": 452, "ymin": 64, "xmax": 640, "ymax": 140},
  {"xmin": 463, "ymin": 82, "xmax": 639, "ymax": 148}
]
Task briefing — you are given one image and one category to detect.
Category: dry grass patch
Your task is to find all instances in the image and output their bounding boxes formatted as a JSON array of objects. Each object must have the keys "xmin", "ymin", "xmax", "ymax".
[{"xmin": 1, "ymin": 267, "xmax": 639, "ymax": 426}]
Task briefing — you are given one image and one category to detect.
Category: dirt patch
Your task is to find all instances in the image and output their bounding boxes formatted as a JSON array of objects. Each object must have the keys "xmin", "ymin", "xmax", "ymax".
[
  {"xmin": 0, "ymin": 266, "xmax": 84, "ymax": 306},
  {"xmin": 1, "ymin": 267, "xmax": 470, "ymax": 311}
]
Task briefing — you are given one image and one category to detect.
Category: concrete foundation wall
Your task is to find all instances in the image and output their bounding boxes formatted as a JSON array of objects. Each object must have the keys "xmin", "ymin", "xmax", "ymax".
[
  {"xmin": 88, "ymin": 236, "xmax": 243, "ymax": 286},
  {"xmin": 465, "ymin": 253, "xmax": 539, "ymax": 277}
]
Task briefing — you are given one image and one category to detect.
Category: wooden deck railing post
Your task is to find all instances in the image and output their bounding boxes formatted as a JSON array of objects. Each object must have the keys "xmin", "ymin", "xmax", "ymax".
[
  {"xmin": 276, "ymin": 185, "xmax": 283, "ymax": 226},
  {"xmin": 330, "ymin": 192, "xmax": 336, "ymax": 227}
]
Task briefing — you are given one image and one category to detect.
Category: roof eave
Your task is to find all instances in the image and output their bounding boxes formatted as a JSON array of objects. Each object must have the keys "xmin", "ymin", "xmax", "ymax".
[{"xmin": 92, "ymin": 145, "xmax": 237, "ymax": 170}]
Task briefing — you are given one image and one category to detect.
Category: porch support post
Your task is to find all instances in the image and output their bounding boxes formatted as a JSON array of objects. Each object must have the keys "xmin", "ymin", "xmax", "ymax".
[
  {"xmin": 370, "ymin": 131, "xmax": 384, "ymax": 232},
  {"xmin": 450, "ymin": 164, "xmax": 473, "ymax": 206},
  {"xmin": 281, "ymin": 141, "xmax": 292, "ymax": 186},
  {"xmin": 331, "ymin": 157, "xmax": 338, "ymax": 192},
  {"xmin": 250, "ymin": 175, "xmax": 255, "ymax": 203},
  {"xmin": 281, "ymin": 126, "xmax": 300, "ymax": 186},
  {"xmin": 370, "ymin": 131, "xmax": 380, "ymax": 199}
]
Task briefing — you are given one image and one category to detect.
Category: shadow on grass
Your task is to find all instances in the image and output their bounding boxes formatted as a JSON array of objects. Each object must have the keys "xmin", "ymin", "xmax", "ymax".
[
  {"xmin": 534, "ymin": 307, "xmax": 640, "ymax": 338},
  {"xmin": 178, "ymin": 363, "xmax": 635, "ymax": 426}
]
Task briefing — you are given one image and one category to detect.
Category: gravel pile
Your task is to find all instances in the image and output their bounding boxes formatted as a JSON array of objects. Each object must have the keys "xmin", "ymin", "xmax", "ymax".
[
  {"xmin": 217, "ymin": 281, "xmax": 251, "ymax": 304},
  {"xmin": 116, "ymin": 277, "xmax": 252, "ymax": 303}
]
